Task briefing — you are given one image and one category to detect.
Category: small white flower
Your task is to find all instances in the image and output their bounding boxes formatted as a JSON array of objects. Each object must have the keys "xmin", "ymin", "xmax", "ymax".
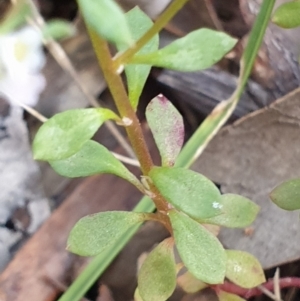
[{"xmin": 0, "ymin": 26, "xmax": 46, "ymax": 107}]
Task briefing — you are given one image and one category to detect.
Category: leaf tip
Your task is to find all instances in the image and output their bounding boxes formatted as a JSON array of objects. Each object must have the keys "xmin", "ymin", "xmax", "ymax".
[{"xmin": 156, "ymin": 93, "xmax": 168, "ymax": 105}]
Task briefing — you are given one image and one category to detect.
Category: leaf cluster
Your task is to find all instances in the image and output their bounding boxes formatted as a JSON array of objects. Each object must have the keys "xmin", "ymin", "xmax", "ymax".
[{"xmin": 31, "ymin": 1, "xmax": 270, "ymax": 301}]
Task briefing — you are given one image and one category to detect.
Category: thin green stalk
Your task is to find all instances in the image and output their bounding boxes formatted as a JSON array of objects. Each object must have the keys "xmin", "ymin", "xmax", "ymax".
[
  {"xmin": 238, "ymin": 0, "xmax": 275, "ymax": 95},
  {"xmin": 113, "ymin": 0, "xmax": 190, "ymax": 68},
  {"xmin": 58, "ymin": 1, "xmax": 275, "ymax": 301}
]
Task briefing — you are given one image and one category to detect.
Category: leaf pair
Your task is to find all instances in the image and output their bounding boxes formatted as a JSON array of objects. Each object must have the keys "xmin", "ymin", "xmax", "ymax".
[
  {"xmin": 33, "ymin": 108, "xmax": 142, "ymax": 190},
  {"xmin": 171, "ymin": 216, "xmax": 264, "ymax": 287},
  {"xmin": 150, "ymin": 166, "xmax": 259, "ymax": 228}
]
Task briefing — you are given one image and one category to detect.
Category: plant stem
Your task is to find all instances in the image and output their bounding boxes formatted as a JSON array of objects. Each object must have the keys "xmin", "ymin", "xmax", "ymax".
[
  {"xmin": 88, "ymin": 29, "xmax": 169, "ymax": 213},
  {"xmin": 113, "ymin": 0, "xmax": 191, "ymax": 68},
  {"xmin": 58, "ymin": 1, "xmax": 275, "ymax": 300},
  {"xmin": 89, "ymin": 30, "xmax": 152, "ymax": 174},
  {"xmin": 213, "ymin": 278, "xmax": 300, "ymax": 299}
]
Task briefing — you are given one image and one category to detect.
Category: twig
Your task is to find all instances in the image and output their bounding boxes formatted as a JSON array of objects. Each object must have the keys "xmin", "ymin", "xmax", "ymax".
[
  {"xmin": 112, "ymin": 152, "xmax": 140, "ymax": 167},
  {"xmin": 203, "ymin": 0, "xmax": 224, "ymax": 31},
  {"xmin": 274, "ymin": 268, "xmax": 282, "ymax": 301},
  {"xmin": 18, "ymin": 102, "xmax": 48, "ymax": 122},
  {"xmin": 26, "ymin": 0, "xmax": 136, "ymax": 159}
]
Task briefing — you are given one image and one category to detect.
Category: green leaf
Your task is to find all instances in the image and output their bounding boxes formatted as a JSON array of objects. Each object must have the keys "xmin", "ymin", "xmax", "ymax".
[
  {"xmin": 78, "ymin": 0, "xmax": 132, "ymax": 47},
  {"xmin": 150, "ymin": 167, "xmax": 222, "ymax": 220},
  {"xmin": 42, "ymin": 19, "xmax": 76, "ymax": 40},
  {"xmin": 175, "ymin": 1, "xmax": 275, "ymax": 169},
  {"xmin": 146, "ymin": 95, "xmax": 184, "ymax": 166},
  {"xmin": 177, "ymin": 271, "xmax": 208, "ymax": 294},
  {"xmin": 217, "ymin": 291, "xmax": 246, "ymax": 301},
  {"xmin": 118, "ymin": 7, "xmax": 159, "ymax": 110},
  {"xmin": 203, "ymin": 194, "xmax": 259, "ymax": 228},
  {"xmin": 129, "ymin": 28, "xmax": 237, "ymax": 72},
  {"xmin": 270, "ymin": 178, "xmax": 300, "ymax": 210},
  {"xmin": 33, "ymin": 108, "xmax": 119, "ymax": 161},
  {"xmin": 67, "ymin": 211, "xmax": 145, "ymax": 256},
  {"xmin": 226, "ymin": 250, "xmax": 265, "ymax": 289},
  {"xmin": 50, "ymin": 140, "xmax": 142, "ymax": 189},
  {"xmin": 138, "ymin": 238, "xmax": 177, "ymax": 301},
  {"xmin": 0, "ymin": 0, "xmax": 31, "ymax": 35},
  {"xmin": 272, "ymin": 1, "xmax": 300, "ymax": 29},
  {"xmin": 169, "ymin": 210, "xmax": 226, "ymax": 284}
]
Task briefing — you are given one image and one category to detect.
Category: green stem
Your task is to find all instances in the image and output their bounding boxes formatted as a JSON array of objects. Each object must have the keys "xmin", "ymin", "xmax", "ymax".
[
  {"xmin": 237, "ymin": 0, "xmax": 275, "ymax": 95},
  {"xmin": 113, "ymin": 0, "xmax": 190, "ymax": 68}
]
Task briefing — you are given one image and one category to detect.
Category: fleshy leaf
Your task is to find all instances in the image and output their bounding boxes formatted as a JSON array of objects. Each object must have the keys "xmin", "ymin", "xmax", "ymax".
[
  {"xmin": 43, "ymin": 19, "xmax": 76, "ymax": 40},
  {"xmin": 50, "ymin": 140, "xmax": 142, "ymax": 189},
  {"xmin": 67, "ymin": 211, "xmax": 146, "ymax": 256},
  {"xmin": 33, "ymin": 108, "xmax": 119, "ymax": 161},
  {"xmin": 203, "ymin": 194, "xmax": 259, "ymax": 228},
  {"xmin": 118, "ymin": 7, "xmax": 159, "ymax": 110},
  {"xmin": 270, "ymin": 178, "xmax": 300, "ymax": 210},
  {"xmin": 177, "ymin": 271, "xmax": 208, "ymax": 294},
  {"xmin": 146, "ymin": 95, "xmax": 184, "ymax": 166},
  {"xmin": 272, "ymin": 1, "xmax": 300, "ymax": 29},
  {"xmin": 226, "ymin": 250, "xmax": 265, "ymax": 289},
  {"xmin": 218, "ymin": 291, "xmax": 246, "ymax": 301},
  {"xmin": 78, "ymin": 0, "xmax": 132, "ymax": 47},
  {"xmin": 138, "ymin": 238, "xmax": 177, "ymax": 301},
  {"xmin": 169, "ymin": 210, "xmax": 226, "ymax": 284},
  {"xmin": 150, "ymin": 167, "xmax": 222, "ymax": 220},
  {"xmin": 129, "ymin": 28, "xmax": 237, "ymax": 72}
]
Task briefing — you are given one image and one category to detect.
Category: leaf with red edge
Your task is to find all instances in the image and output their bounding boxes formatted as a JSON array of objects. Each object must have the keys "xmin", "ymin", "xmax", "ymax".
[{"xmin": 146, "ymin": 95, "xmax": 184, "ymax": 166}]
